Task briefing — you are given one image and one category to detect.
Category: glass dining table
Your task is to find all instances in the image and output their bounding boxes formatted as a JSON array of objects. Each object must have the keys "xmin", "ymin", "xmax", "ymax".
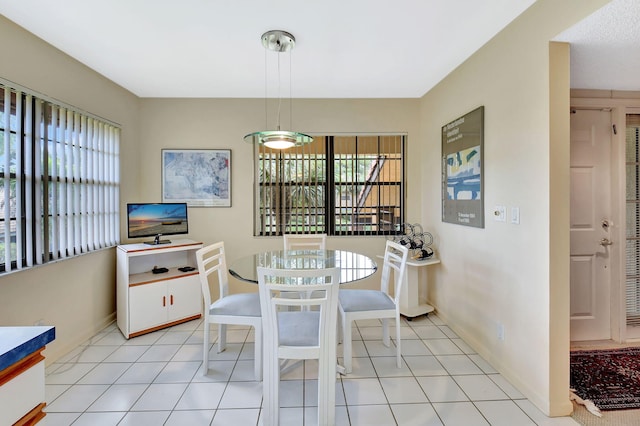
[
  {"xmin": 228, "ymin": 249, "xmax": 377, "ymax": 377},
  {"xmin": 228, "ymin": 249, "xmax": 378, "ymax": 284}
]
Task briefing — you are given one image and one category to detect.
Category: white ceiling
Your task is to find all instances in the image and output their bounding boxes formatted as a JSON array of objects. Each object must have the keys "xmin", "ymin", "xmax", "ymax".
[
  {"xmin": 554, "ymin": 0, "xmax": 640, "ymax": 92},
  {"xmin": 0, "ymin": 0, "xmax": 636, "ymax": 98}
]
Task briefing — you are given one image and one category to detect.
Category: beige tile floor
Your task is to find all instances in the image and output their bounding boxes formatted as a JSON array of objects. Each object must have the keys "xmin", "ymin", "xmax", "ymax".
[{"xmin": 42, "ymin": 314, "xmax": 579, "ymax": 425}]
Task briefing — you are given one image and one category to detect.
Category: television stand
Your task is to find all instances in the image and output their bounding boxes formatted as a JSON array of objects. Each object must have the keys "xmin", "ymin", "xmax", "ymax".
[
  {"xmin": 116, "ymin": 239, "xmax": 203, "ymax": 338},
  {"xmin": 144, "ymin": 234, "xmax": 171, "ymax": 245}
]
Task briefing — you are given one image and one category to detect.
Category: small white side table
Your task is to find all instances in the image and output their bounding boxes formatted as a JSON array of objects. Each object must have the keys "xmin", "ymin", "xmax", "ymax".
[
  {"xmin": 379, "ymin": 255, "xmax": 441, "ymax": 319},
  {"xmin": 400, "ymin": 257, "xmax": 440, "ymax": 318}
]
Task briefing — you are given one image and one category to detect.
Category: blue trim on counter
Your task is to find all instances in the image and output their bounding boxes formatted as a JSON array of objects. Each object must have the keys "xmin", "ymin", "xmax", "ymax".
[{"xmin": 0, "ymin": 326, "xmax": 55, "ymax": 372}]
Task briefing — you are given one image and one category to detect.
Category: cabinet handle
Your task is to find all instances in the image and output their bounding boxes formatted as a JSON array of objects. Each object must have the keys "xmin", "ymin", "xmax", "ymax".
[
  {"xmin": 170, "ymin": 295, "xmax": 174, "ymax": 305},
  {"xmin": 163, "ymin": 296, "xmax": 166, "ymax": 307}
]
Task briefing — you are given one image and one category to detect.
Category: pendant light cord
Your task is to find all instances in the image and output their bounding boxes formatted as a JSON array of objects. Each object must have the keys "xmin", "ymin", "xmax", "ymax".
[
  {"xmin": 262, "ymin": 32, "xmax": 295, "ymax": 133},
  {"xmin": 289, "ymin": 48, "xmax": 293, "ymax": 131},
  {"xmin": 264, "ymin": 45, "xmax": 268, "ymax": 130},
  {"xmin": 276, "ymin": 49, "xmax": 282, "ymax": 131}
]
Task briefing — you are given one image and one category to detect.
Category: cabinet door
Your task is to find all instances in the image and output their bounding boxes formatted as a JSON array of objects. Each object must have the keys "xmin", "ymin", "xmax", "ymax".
[
  {"xmin": 167, "ymin": 275, "xmax": 202, "ymax": 322},
  {"xmin": 129, "ymin": 282, "xmax": 168, "ymax": 333}
]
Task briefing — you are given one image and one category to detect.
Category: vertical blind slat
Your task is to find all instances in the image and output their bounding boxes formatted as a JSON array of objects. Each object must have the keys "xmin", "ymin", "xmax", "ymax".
[
  {"xmin": 15, "ymin": 91, "xmax": 23, "ymax": 268},
  {"xmin": 107, "ymin": 126, "xmax": 112, "ymax": 246},
  {"xmin": 80, "ymin": 115, "xmax": 88, "ymax": 252},
  {"xmin": 58, "ymin": 107, "xmax": 66, "ymax": 258},
  {"xmin": 60, "ymin": 107, "xmax": 69, "ymax": 258},
  {"xmin": 114, "ymin": 128, "xmax": 121, "ymax": 246},
  {"xmin": 3, "ymin": 88, "xmax": 11, "ymax": 270},
  {"xmin": 91, "ymin": 119, "xmax": 98, "ymax": 249},
  {"xmin": 98, "ymin": 121, "xmax": 104, "ymax": 246},
  {"xmin": 24, "ymin": 95, "xmax": 33, "ymax": 267},
  {"xmin": 94, "ymin": 119, "xmax": 100, "ymax": 249},
  {"xmin": 109, "ymin": 127, "xmax": 119, "ymax": 246},
  {"xmin": 50, "ymin": 106, "xmax": 59, "ymax": 260},
  {"xmin": 72, "ymin": 112, "xmax": 80, "ymax": 254},
  {"xmin": 98, "ymin": 123, "xmax": 105, "ymax": 247},
  {"xmin": 88, "ymin": 118, "xmax": 96, "ymax": 250},
  {"xmin": 65, "ymin": 110, "xmax": 72, "ymax": 255},
  {"xmin": 34, "ymin": 100, "xmax": 43, "ymax": 265}
]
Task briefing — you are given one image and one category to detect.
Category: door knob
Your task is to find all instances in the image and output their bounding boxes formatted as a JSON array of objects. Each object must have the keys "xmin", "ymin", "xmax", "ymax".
[{"xmin": 600, "ymin": 238, "xmax": 613, "ymax": 246}]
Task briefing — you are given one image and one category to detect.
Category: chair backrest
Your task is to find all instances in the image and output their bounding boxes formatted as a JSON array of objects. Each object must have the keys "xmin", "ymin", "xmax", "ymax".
[
  {"xmin": 257, "ymin": 266, "xmax": 340, "ymax": 357},
  {"xmin": 283, "ymin": 234, "xmax": 327, "ymax": 251},
  {"xmin": 380, "ymin": 240, "xmax": 409, "ymax": 304},
  {"xmin": 196, "ymin": 241, "xmax": 229, "ymax": 309}
]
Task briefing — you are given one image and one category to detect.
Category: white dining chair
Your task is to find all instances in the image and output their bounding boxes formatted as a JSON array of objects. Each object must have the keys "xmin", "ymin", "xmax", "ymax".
[
  {"xmin": 282, "ymin": 233, "xmax": 327, "ymax": 310},
  {"xmin": 257, "ymin": 266, "xmax": 340, "ymax": 426},
  {"xmin": 283, "ymin": 233, "xmax": 327, "ymax": 251},
  {"xmin": 196, "ymin": 241, "xmax": 262, "ymax": 379},
  {"xmin": 338, "ymin": 240, "xmax": 409, "ymax": 373}
]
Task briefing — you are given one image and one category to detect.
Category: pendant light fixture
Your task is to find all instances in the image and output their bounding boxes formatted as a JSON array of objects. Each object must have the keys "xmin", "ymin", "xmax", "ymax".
[{"xmin": 243, "ymin": 30, "xmax": 313, "ymax": 150}]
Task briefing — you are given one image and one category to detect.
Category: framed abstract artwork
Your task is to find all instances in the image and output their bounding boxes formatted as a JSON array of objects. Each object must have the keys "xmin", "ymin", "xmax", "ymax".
[
  {"xmin": 162, "ymin": 149, "xmax": 231, "ymax": 207},
  {"xmin": 442, "ymin": 106, "xmax": 484, "ymax": 228}
]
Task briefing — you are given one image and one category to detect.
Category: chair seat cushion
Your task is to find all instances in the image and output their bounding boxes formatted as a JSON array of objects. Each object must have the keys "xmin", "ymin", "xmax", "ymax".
[
  {"xmin": 278, "ymin": 311, "xmax": 319, "ymax": 346},
  {"xmin": 339, "ymin": 289, "xmax": 395, "ymax": 312},
  {"xmin": 210, "ymin": 292, "xmax": 261, "ymax": 317}
]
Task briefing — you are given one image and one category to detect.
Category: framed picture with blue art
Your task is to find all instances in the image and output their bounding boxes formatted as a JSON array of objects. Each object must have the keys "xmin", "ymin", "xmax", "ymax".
[
  {"xmin": 441, "ymin": 106, "xmax": 484, "ymax": 228},
  {"xmin": 162, "ymin": 149, "xmax": 231, "ymax": 207}
]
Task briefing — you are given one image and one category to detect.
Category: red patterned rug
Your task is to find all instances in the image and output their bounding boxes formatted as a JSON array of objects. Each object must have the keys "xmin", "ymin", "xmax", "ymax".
[{"xmin": 570, "ymin": 347, "xmax": 640, "ymax": 410}]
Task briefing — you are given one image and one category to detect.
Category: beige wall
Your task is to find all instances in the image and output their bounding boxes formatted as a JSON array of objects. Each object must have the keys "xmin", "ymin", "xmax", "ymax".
[
  {"xmin": 419, "ymin": 0, "xmax": 609, "ymax": 416},
  {"xmin": 0, "ymin": 15, "xmax": 140, "ymax": 361}
]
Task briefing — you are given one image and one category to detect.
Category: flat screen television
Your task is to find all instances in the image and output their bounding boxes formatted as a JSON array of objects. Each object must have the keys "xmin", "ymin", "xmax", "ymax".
[{"xmin": 127, "ymin": 203, "xmax": 188, "ymax": 245}]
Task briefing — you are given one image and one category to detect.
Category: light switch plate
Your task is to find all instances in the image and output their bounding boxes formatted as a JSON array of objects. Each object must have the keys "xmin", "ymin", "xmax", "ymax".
[
  {"xmin": 494, "ymin": 205, "xmax": 506, "ymax": 222},
  {"xmin": 511, "ymin": 207, "xmax": 520, "ymax": 224}
]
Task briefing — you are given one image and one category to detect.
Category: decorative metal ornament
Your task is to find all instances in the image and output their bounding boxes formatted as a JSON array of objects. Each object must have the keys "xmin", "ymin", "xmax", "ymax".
[{"xmin": 389, "ymin": 223, "xmax": 434, "ymax": 260}]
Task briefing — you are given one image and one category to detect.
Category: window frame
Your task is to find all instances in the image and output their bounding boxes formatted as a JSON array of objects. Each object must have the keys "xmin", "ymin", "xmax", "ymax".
[{"xmin": 254, "ymin": 134, "xmax": 405, "ymax": 237}]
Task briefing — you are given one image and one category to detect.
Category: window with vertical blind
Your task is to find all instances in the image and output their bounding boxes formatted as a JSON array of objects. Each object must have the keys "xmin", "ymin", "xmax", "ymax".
[
  {"xmin": 626, "ymin": 114, "xmax": 640, "ymax": 326},
  {"xmin": 0, "ymin": 81, "xmax": 120, "ymax": 273},
  {"xmin": 255, "ymin": 135, "xmax": 404, "ymax": 236}
]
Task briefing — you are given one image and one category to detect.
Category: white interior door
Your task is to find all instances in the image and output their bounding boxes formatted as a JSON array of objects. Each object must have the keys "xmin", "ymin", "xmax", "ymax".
[{"xmin": 570, "ymin": 109, "xmax": 613, "ymax": 342}]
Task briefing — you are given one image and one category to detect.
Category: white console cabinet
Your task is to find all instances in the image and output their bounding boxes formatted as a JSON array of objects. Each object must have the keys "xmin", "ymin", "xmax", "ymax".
[{"xmin": 117, "ymin": 239, "xmax": 203, "ymax": 339}]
